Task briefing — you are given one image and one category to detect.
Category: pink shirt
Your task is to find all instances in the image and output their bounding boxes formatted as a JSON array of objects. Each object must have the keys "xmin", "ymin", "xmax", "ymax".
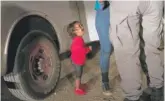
[{"xmin": 70, "ymin": 36, "xmax": 91, "ymax": 65}]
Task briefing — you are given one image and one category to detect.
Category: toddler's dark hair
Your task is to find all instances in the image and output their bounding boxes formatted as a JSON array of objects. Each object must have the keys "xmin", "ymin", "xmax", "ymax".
[{"xmin": 67, "ymin": 21, "xmax": 84, "ymax": 38}]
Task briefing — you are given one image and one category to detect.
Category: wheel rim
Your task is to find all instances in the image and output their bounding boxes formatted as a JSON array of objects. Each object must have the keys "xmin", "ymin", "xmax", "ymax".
[{"xmin": 29, "ymin": 43, "xmax": 53, "ymax": 86}]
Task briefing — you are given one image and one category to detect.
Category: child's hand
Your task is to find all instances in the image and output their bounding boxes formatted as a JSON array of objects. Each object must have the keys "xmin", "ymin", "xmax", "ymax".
[{"xmin": 89, "ymin": 46, "xmax": 92, "ymax": 51}]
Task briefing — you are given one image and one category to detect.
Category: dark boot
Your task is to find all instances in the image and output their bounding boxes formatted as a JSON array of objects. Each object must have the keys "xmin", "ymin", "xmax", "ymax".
[
  {"xmin": 101, "ymin": 72, "xmax": 112, "ymax": 96},
  {"xmin": 124, "ymin": 92, "xmax": 151, "ymax": 101},
  {"xmin": 102, "ymin": 82, "xmax": 112, "ymax": 96},
  {"xmin": 151, "ymin": 87, "xmax": 164, "ymax": 101}
]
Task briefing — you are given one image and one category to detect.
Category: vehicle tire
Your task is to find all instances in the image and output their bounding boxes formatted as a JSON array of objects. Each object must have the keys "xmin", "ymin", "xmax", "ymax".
[{"xmin": 3, "ymin": 30, "xmax": 61, "ymax": 101}]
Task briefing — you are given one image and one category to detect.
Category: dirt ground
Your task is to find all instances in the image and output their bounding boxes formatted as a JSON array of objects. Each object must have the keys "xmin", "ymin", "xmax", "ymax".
[
  {"xmin": 43, "ymin": 53, "xmax": 124, "ymax": 101},
  {"xmin": 2, "ymin": 53, "xmax": 124, "ymax": 101},
  {"xmin": 1, "ymin": 48, "xmax": 164, "ymax": 101}
]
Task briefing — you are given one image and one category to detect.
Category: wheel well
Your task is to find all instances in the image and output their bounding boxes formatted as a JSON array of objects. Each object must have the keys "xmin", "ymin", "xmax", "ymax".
[{"xmin": 7, "ymin": 15, "xmax": 59, "ymax": 74}]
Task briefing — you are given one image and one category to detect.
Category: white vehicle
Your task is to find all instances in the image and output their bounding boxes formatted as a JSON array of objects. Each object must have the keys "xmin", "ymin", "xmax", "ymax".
[{"xmin": 1, "ymin": 1, "xmax": 99, "ymax": 101}]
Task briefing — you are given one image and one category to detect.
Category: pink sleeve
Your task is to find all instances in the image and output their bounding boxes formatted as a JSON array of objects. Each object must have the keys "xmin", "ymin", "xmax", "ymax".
[
  {"xmin": 85, "ymin": 47, "xmax": 91, "ymax": 54},
  {"xmin": 79, "ymin": 38, "xmax": 91, "ymax": 54}
]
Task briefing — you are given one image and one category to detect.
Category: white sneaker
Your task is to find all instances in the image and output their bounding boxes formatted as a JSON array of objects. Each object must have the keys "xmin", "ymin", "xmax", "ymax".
[
  {"xmin": 102, "ymin": 82, "xmax": 112, "ymax": 96},
  {"xmin": 103, "ymin": 90, "xmax": 112, "ymax": 96}
]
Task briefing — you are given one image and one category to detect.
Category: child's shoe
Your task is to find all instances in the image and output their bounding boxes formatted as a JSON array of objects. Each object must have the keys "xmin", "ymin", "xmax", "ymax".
[{"xmin": 75, "ymin": 88, "xmax": 86, "ymax": 95}]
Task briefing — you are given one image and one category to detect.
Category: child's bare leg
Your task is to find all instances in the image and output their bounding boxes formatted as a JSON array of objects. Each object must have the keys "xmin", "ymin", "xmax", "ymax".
[
  {"xmin": 75, "ymin": 79, "xmax": 81, "ymax": 89},
  {"xmin": 75, "ymin": 65, "xmax": 83, "ymax": 89},
  {"xmin": 74, "ymin": 64, "xmax": 86, "ymax": 95}
]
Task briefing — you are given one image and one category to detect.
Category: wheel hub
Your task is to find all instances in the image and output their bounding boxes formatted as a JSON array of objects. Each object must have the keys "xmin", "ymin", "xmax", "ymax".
[{"xmin": 29, "ymin": 45, "xmax": 52, "ymax": 82}]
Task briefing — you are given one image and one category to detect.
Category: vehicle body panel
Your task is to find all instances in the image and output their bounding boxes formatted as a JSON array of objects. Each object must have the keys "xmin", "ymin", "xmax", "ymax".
[
  {"xmin": 1, "ymin": 1, "xmax": 99, "ymax": 76},
  {"xmin": 1, "ymin": 1, "xmax": 80, "ymax": 75}
]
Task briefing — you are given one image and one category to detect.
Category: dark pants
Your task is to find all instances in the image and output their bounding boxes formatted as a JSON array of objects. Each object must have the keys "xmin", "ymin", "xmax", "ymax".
[{"xmin": 72, "ymin": 62, "xmax": 83, "ymax": 80}]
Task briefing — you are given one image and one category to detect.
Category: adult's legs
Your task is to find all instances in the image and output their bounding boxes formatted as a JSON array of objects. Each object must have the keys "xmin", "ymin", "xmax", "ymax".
[
  {"xmin": 96, "ymin": 23, "xmax": 111, "ymax": 74},
  {"xmin": 95, "ymin": 7, "xmax": 112, "ymax": 95},
  {"xmin": 140, "ymin": 1, "xmax": 164, "ymax": 101},
  {"xmin": 110, "ymin": 1, "xmax": 142, "ymax": 100}
]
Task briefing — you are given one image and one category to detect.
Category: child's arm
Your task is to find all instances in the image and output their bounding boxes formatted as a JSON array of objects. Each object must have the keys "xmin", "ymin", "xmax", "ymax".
[{"xmin": 72, "ymin": 38, "xmax": 92, "ymax": 55}]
